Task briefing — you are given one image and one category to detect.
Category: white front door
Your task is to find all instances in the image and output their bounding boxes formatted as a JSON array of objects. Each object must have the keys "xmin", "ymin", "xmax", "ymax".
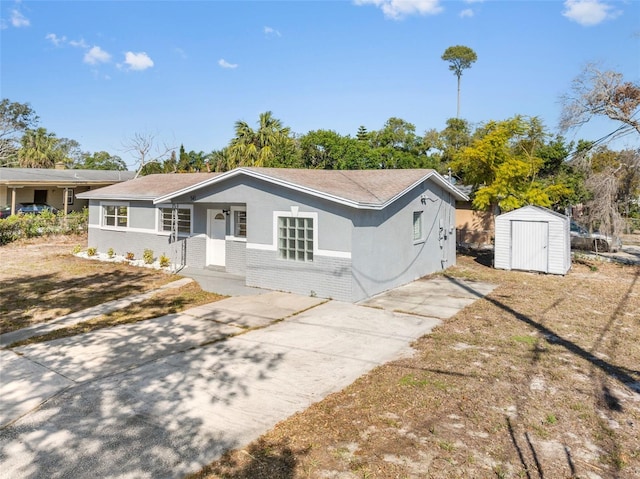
[{"xmin": 207, "ymin": 209, "xmax": 226, "ymax": 266}]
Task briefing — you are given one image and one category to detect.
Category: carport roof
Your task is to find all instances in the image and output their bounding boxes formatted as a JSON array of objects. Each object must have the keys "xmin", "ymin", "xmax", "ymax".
[
  {"xmin": 0, "ymin": 168, "xmax": 135, "ymax": 186},
  {"xmin": 78, "ymin": 167, "xmax": 469, "ymax": 208}
]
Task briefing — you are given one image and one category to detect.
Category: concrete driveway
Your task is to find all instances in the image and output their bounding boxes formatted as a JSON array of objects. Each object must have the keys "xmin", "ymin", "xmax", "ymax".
[{"xmin": 0, "ymin": 278, "xmax": 495, "ymax": 479}]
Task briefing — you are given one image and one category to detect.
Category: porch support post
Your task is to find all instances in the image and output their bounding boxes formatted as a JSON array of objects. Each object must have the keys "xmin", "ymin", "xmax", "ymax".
[
  {"xmin": 10, "ymin": 188, "xmax": 17, "ymax": 215},
  {"xmin": 63, "ymin": 187, "xmax": 69, "ymax": 215}
]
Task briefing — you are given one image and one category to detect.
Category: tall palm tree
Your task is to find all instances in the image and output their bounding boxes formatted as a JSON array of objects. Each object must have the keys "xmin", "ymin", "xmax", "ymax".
[
  {"xmin": 18, "ymin": 127, "xmax": 61, "ymax": 168},
  {"xmin": 229, "ymin": 111, "xmax": 292, "ymax": 167},
  {"xmin": 441, "ymin": 45, "xmax": 477, "ymax": 118}
]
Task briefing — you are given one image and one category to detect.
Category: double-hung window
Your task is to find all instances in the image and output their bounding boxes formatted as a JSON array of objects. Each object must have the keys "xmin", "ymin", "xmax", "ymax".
[
  {"xmin": 103, "ymin": 204, "xmax": 128, "ymax": 228},
  {"xmin": 278, "ymin": 216, "xmax": 313, "ymax": 262},
  {"xmin": 159, "ymin": 206, "xmax": 192, "ymax": 235},
  {"xmin": 233, "ymin": 210, "xmax": 247, "ymax": 238}
]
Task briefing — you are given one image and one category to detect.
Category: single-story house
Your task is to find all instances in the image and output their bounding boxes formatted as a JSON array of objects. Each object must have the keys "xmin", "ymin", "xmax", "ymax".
[
  {"xmin": 77, "ymin": 167, "xmax": 468, "ymax": 302},
  {"xmin": 0, "ymin": 168, "xmax": 136, "ymax": 215}
]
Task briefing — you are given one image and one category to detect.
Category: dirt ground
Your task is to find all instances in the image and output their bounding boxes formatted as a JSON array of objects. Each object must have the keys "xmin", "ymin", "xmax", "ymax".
[
  {"xmin": 0, "ymin": 234, "xmax": 216, "ymax": 336},
  {"xmin": 2, "ymin": 234, "xmax": 639, "ymax": 478},
  {"xmin": 192, "ymin": 250, "xmax": 640, "ymax": 478}
]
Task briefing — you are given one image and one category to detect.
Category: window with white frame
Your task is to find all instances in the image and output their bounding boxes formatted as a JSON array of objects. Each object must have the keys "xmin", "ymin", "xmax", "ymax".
[
  {"xmin": 103, "ymin": 204, "xmax": 128, "ymax": 228},
  {"xmin": 413, "ymin": 211, "xmax": 423, "ymax": 241},
  {"xmin": 66, "ymin": 189, "xmax": 74, "ymax": 205},
  {"xmin": 233, "ymin": 210, "xmax": 247, "ymax": 238},
  {"xmin": 159, "ymin": 206, "xmax": 192, "ymax": 235},
  {"xmin": 278, "ymin": 216, "xmax": 313, "ymax": 262}
]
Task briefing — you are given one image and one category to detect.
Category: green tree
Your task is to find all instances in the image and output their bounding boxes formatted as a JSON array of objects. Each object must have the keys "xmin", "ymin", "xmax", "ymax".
[
  {"xmin": 162, "ymin": 150, "xmax": 178, "ymax": 173},
  {"xmin": 209, "ymin": 148, "xmax": 233, "ymax": 172},
  {"xmin": 177, "ymin": 144, "xmax": 189, "ymax": 171},
  {"xmin": 228, "ymin": 111, "xmax": 294, "ymax": 167},
  {"xmin": 74, "ymin": 151, "xmax": 127, "ymax": 170},
  {"xmin": 441, "ymin": 45, "xmax": 477, "ymax": 118},
  {"xmin": 356, "ymin": 125, "xmax": 370, "ymax": 142},
  {"xmin": 451, "ymin": 116, "xmax": 572, "ymax": 212},
  {"xmin": 1, "ymin": 99, "xmax": 39, "ymax": 166},
  {"xmin": 56, "ymin": 137, "xmax": 83, "ymax": 168},
  {"xmin": 373, "ymin": 117, "xmax": 419, "ymax": 152},
  {"xmin": 17, "ymin": 127, "xmax": 62, "ymax": 168}
]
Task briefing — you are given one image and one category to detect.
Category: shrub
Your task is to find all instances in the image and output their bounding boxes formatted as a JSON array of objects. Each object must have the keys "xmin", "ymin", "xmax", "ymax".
[
  {"xmin": 143, "ymin": 249, "xmax": 154, "ymax": 264},
  {"xmin": 159, "ymin": 253, "xmax": 171, "ymax": 268},
  {"xmin": 107, "ymin": 247, "xmax": 115, "ymax": 259},
  {"xmin": 125, "ymin": 252, "xmax": 135, "ymax": 261},
  {"xmin": 72, "ymin": 245, "xmax": 82, "ymax": 254},
  {"xmin": 0, "ymin": 208, "xmax": 89, "ymax": 246},
  {"xmin": 87, "ymin": 247, "xmax": 97, "ymax": 257}
]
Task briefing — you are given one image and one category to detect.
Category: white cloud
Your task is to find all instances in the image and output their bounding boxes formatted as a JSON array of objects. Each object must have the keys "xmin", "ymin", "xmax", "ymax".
[
  {"xmin": 218, "ymin": 58, "xmax": 238, "ymax": 69},
  {"xmin": 69, "ymin": 38, "xmax": 89, "ymax": 48},
  {"xmin": 459, "ymin": 8, "xmax": 474, "ymax": 18},
  {"xmin": 11, "ymin": 8, "xmax": 30, "ymax": 27},
  {"xmin": 174, "ymin": 47, "xmax": 187, "ymax": 59},
  {"xmin": 354, "ymin": 0, "xmax": 443, "ymax": 20},
  {"xmin": 264, "ymin": 26, "xmax": 281, "ymax": 37},
  {"xmin": 84, "ymin": 46, "xmax": 111, "ymax": 65},
  {"xmin": 45, "ymin": 33, "xmax": 67, "ymax": 46},
  {"xmin": 562, "ymin": 0, "xmax": 620, "ymax": 26},
  {"xmin": 123, "ymin": 51, "xmax": 154, "ymax": 70}
]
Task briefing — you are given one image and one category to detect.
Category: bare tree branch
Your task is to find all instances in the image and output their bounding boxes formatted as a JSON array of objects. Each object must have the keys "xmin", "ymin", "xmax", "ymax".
[
  {"xmin": 122, "ymin": 132, "xmax": 176, "ymax": 177},
  {"xmin": 560, "ymin": 64, "xmax": 640, "ymax": 140}
]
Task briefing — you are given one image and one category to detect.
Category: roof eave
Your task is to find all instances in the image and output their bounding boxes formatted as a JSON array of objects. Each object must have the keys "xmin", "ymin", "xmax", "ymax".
[{"xmin": 76, "ymin": 193, "xmax": 157, "ymax": 201}]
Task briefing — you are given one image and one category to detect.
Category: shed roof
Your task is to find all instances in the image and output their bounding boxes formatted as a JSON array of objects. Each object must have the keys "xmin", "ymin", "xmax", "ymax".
[
  {"xmin": 496, "ymin": 205, "xmax": 569, "ymax": 222},
  {"xmin": 78, "ymin": 167, "xmax": 469, "ymax": 209},
  {"xmin": 0, "ymin": 168, "xmax": 135, "ymax": 186}
]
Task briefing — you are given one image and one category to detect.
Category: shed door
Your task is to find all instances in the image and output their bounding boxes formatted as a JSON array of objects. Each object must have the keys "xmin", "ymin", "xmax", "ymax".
[{"xmin": 511, "ymin": 220, "xmax": 548, "ymax": 273}]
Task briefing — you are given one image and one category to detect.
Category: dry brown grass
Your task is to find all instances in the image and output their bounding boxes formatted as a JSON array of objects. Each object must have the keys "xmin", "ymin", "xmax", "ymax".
[
  {"xmin": 9, "ymin": 280, "xmax": 224, "ymax": 347},
  {"xmin": 191, "ymin": 252, "xmax": 640, "ymax": 479},
  {"xmin": 0, "ymin": 235, "xmax": 222, "ymax": 338}
]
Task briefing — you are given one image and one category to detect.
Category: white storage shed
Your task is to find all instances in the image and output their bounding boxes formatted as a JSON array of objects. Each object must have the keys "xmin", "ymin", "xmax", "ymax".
[{"xmin": 494, "ymin": 205, "xmax": 571, "ymax": 275}]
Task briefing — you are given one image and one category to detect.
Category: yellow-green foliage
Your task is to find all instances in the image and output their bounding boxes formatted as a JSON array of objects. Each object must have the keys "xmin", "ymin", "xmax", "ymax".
[
  {"xmin": 451, "ymin": 116, "xmax": 574, "ymax": 212},
  {"xmin": 143, "ymin": 249, "xmax": 154, "ymax": 264},
  {"xmin": 159, "ymin": 254, "xmax": 170, "ymax": 268}
]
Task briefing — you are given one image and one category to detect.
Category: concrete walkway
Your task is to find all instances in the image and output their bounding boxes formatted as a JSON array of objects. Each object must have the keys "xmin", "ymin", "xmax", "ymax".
[{"xmin": 0, "ymin": 277, "xmax": 495, "ymax": 479}]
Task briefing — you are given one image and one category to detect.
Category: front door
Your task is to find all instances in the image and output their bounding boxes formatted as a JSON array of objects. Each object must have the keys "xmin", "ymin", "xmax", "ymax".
[
  {"xmin": 34, "ymin": 190, "xmax": 47, "ymax": 203},
  {"xmin": 207, "ymin": 209, "xmax": 226, "ymax": 266}
]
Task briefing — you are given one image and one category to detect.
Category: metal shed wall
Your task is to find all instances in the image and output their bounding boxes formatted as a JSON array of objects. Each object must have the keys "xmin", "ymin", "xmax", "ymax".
[{"xmin": 494, "ymin": 206, "xmax": 571, "ymax": 275}]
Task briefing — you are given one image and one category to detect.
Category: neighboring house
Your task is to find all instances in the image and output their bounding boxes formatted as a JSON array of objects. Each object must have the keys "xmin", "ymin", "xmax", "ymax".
[
  {"xmin": 77, "ymin": 167, "xmax": 468, "ymax": 302},
  {"xmin": 0, "ymin": 168, "xmax": 136, "ymax": 215},
  {"xmin": 454, "ymin": 185, "xmax": 496, "ymax": 247}
]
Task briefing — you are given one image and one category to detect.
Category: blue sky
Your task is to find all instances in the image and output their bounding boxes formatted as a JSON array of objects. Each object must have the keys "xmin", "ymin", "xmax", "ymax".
[{"xmin": 1, "ymin": 0, "xmax": 638, "ymax": 169}]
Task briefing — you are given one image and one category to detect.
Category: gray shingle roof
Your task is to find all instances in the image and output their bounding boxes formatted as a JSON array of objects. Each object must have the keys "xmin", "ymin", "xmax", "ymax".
[
  {"xmin": 78, "ymin": 168, "xmax": 468, "ymax": 207},
  {"xmin": 77, "ymin": 172, "xmax": 218, "ymax": 200}
]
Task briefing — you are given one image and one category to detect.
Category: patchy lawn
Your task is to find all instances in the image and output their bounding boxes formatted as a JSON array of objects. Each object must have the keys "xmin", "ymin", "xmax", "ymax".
[
  {"xmin": 191, "ymin": 252, "xmax": 640, "ymax": 478},
  {"xmin": 0, "ymin": 235, "xmax": 223, "ymax": 336}
]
